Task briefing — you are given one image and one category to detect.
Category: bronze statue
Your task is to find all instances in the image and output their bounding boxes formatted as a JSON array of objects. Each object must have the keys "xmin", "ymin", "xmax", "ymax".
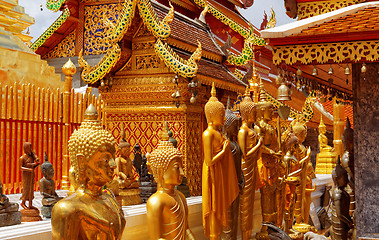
[
  {"xmin": 51, "ymin": 104, "xmax": 125, "ymax": 240},
  {"xmin": 222, "ymin": 97, "xmax": 244, "ymax": 240},
  {"xmin": 19, "ymin": 142, "xmax": 40, "ymax": 210},
  {"xmin": 341, "ymin": 118, "xmax": 354, "ymax": 189},
  {"xmin": 238, "ymin": 88, "xmax": 262, "ymax": 240},
  {"xmin": 0, "ymin": 181, "xmax": 21, "ymax": 227},
  {"xmin": 19, "ymin": 142, "xmax": 42, "ymax": 222},
  {"xmin": 39, "ymin": 153, "xmax": 63, "ymax": 218},
  {"xmin": 146, "ymin": 124, "xmax": 195, "ymax": 240},
  {"xmin": 202, "ymin": 83, "xmax": 239, "ymax": 240},
  {"xmin": 330, "ymin": 160, "xmax": 353, "ymax": 240},
  {"xmin": 113, "ymin": 127, "xmax": 142, "ymax": 205}
]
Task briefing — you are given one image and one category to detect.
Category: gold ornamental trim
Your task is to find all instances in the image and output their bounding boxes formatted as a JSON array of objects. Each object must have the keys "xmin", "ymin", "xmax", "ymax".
[
  {"xmin": 272, "ymin": 40, "xmax": 379, "ymax": 65},
  {"xmin": 297, "ymin": 0, "xmax": 364, "ymax": 20}
]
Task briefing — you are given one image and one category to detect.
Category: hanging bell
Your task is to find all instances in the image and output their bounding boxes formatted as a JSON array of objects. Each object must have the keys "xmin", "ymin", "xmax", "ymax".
[
  {"xmin": 175, "ymin": 89, "xmax": 181, "ymax": 98},
  {"xmin": 361, "ymin": 63, "xmax": 366, "ymax": 73},
  {"xmin": 277, "ymin": 81, "xmax": 291, "ymax": 101},
  {"xmin": 328, "ymin": 65, "xmax": 333, "ymax": 75},
  {"xmin": 345, "ymin": 64, "xmax": 350, "ymax": 75},
  {"xmin": 312, "ymin": 65, "xmax": 318, "ymax": 76}
]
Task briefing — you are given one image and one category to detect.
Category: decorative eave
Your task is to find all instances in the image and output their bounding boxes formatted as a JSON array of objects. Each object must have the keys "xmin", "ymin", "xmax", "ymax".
[{"xmin": 261, "ymin": 2, "xmax": 379, "ymax": 65}]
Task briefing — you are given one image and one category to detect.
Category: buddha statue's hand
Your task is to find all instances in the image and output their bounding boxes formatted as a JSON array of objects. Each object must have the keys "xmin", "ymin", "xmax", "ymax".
[{"xmin": 223, "ymin": 139, "xmax": 230, "ymax": 150}]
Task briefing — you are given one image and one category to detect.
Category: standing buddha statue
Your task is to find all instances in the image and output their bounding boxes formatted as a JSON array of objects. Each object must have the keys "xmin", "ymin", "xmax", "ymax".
[
  {"xmin": 114, "ymin": 126, "xmax": 142, "ymax": 206},
  {"xmin": 291, "ymin": 121, "xmax": 316, "ymax": 231},
  {"xmin": 19, "ymin": 142, "xmax": 42, "ymax": 222},
  {"xmin": 255, "ymin": 81, "xmax": 280, "ymax": 240},
  {"xmin": 238, "ymin": 87, "xmax": 262, "ymax": 240},
  {"xmin": 51, "ymin": 104, "xmax": 126, "ymax": 240},
  {"xmin": 223, "ymin": 96, "xmax": 244, "ymax": 240},
  {"xmin": 146, "ymin": 124, "xmax": 195, "ymax": 240},
  {"xmin": 202, "ymin": 83, "xmax": 239, "ymax": 240},
  {"xmin": 330, "ymin": 160, "xmax": 353, "ymax": 240}
]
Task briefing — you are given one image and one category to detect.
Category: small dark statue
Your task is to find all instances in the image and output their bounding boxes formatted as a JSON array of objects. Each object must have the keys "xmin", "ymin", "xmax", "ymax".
[
  {"xmin": 139, "ymin": 154, "xmax": 157, "ymax": 203},
  {"xmin": 39, "ymin": 153, "xmax": 63, "ymax": 218},
  {"xmin": 0, "ymin": 181, "xmax": 21, "ymax": 227},
  {"xmin": 330, "ymin": 159, "xmax": 353, "ymax": 240}
]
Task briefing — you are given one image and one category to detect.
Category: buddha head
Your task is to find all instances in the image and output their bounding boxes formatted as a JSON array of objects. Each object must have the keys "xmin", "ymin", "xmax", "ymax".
[
  {"xmin": 68, "ymin": 104, "xmax": 116, "ymax": 190},
  {"xmin": 342, "ymin": 117, "xmax": 354, "ymax": 152},
  {"xmin": 23, "ymin": 142, "xmax": 32, "ymax": 156},
  {"xmin": 332, "ymin": 158, "xmax": 348, "ymax": 188},
  {"xmin": 256, "ymin": 80, "xmax": 273, "ymax": 122},
  {"xmin": 118, "ymin": 126, "xmax": 131, "ymax": 159},
  {"xmin": 205, "ymin": 83, "xmax": 225, "ymax": 129},
  {"xmin": 239, "ymin": 86, "xmax": 256, "ymax": 125},
  {"xmin": 224, "ymin": 96, "xmax": 240, "ymax": 139},
  {"xmin": 292, "ymin": 120, "xmax": 307, "ymax": 144},
  {"xmin": 147, "ymin": 125, "xmax": 184, "ymax": 188},
  {"xmin": 41, "ymin": 155, "xmax": 54, "ymax": 180}
]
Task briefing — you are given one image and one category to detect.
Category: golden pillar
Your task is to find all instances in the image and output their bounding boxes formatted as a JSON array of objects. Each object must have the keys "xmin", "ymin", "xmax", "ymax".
[
  {"xmin": 61, "ymin": 59, "xmax": 76, "ymax": 190},
  {"xmin": 333, "ymin": 98, "xmax": 345, "ymax": 157}
]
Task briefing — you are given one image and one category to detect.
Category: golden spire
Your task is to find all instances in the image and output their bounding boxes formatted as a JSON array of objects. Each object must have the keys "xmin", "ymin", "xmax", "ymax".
[
  {"xmin": 226, "ymin": 96, "xmax": 231, "ymax": 110},
  {"xmin": 259, "ymin": 77, "xmax": 267, "ymax": 102},
  {"xmin": 244, "ymin": 86, "xmax": 250, "ymax": 97},
  {"xmin": 160, "ymin": 122, "xmax": 170, "ymax": 141},
  {"xmin": 319, "ymin": 115, "xmax": 325, "ymax": 128}
]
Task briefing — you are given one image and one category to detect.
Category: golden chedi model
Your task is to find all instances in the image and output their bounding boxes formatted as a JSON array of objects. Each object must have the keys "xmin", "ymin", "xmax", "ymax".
[
  {"xmin": 19, "ymin": 142, "xmax": 42, "ymax": 222},
  {"xmin": 51, "ymin": 104, "xmax": 125, "ymax": 240},
  {"xmin": 330, "ymin": 160, "xmax": 353, "ymax": 240},
  {"xmin": 146, "ymin": 123, "xmax": 195, "ymax": 240},
  {"xmin": 315, "ymin": 116, "xmax": 338, "ymax": 174},
  {"xmin": 114, "ymin": 126, "xmax": 142, "ymax": 206},
  {"xmin": 202, "ymin": 83, "xmax": 239, "ymax": 240},
  {"xmin": 238, "ymin": 87, "xmax": 262, "ymax": 240},
  {"xmin": 223, "ymin": 97, "xmax": 244, "ymax": 240},
  {"xmin": 254, "ymin": 81, "xmax": 281, "ymax": 240},
  {"xmin": 0, "ymin": 181, "xmax": 21, "ymax": 227},
  {"xmin": 39, "ymin": 153, "xmax": 63, "ymax": 218}
]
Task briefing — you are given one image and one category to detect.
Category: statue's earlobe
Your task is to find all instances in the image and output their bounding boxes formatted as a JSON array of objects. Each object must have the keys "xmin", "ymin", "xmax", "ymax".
[{"xmin": 77, "ymin": 154, "xmax": 86, "ymax": 186}]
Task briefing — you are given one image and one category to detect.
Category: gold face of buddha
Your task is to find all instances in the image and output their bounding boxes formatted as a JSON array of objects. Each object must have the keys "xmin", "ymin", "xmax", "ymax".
[
  {"xmin": 213, "ymin": 109, "xmax": 226, "ymax": 128},
  {"xmin": 162, "ymin": 156, "xmax": 184, "ymax": 187},
  {"xmin": 85, "ymin": 143, "xmax": 116, "ymax": 187},
  {"xmin": 119, "ymin": 145, "xmax": 130, "ymax": 159},
  {"xmin": 262, "ymin": 106, "xmax": 273, "ymax": 122}
]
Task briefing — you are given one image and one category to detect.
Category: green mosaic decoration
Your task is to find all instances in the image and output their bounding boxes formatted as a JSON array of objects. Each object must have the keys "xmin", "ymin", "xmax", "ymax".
[
  {"xmin": 46, "ymin": 0, "xmax": 66, "ymax": 12},
  {"xmin": 154, "ymin": 39, "xmax": 202, "ymax": 78},
  {"xmin": 31, "ymin": 8, "xmax": 70, "ymax": 51},
  {"xmin": 138, "ymin": 0, "xmax": 174, "ymax": 40}
]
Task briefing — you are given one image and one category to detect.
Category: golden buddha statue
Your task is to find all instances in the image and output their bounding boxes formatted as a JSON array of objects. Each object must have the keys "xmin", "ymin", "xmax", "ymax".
[
  {"xmin": 51, "ymin": 104, "xmax": 126, "ymax": 240},
  {"xmin": 255, "ymin": 81, "xmax": 281, "ymax": 240},
  {"xmin": 113, "ymin": 126, "xmax": 142, "ymax": 206},
  {"xmin": 238, "ymin": 87, "xmax": 262, "ymax": 240},
  {"xmin": 223, "ymin": 96, "xmax": 244, "ymax": 240},
  {"xmin": 315, "ymin": 116, "xmax": 338, "ymax": 174},
  {"xmin": 202, "ymin": 83, "xmax": 239, "ymax": 240},
  {"xmin": 291, "ymin": 121, "xmax": 316, "ymax": 227},
  {"xmin": 146, "ymin": 124, "xmax": 195, "ymax": 240}
]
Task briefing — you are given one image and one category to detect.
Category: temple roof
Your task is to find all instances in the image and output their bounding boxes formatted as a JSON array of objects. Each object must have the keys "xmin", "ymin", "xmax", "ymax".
[{"xmin": 261, "ymin": 1, "xmax": 379, "ymax": 44}]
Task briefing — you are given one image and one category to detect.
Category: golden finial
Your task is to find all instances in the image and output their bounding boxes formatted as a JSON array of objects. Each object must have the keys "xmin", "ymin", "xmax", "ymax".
[
  {"xmin": 319, "ymin": 115, "xmax": 325, "ymax": 128},
  {"xmin": 244, "ymin": 86, "xmax": 250, "ymax": 97},
  {"xmin": 62, "ymin": 58, "xmax": 76, "ymax": 77},
  {"xmin": 160, "ymin": 122, "xmax": 170, "ymax": 141},
  {"xmin": 226, "ymin": 96, "xmax": 231, "ymax": 110},
  {"xmin": 259, "ymin": 77, "xmax": 267, "ymax": 102},
  {"xmin": 211, "ymin": 82, "xmax": 216, "ymax": 97},
  {"xmin": 84, "ymin": 104, "xmax": 98, "ymax": 120},
  {"xmin": 120, "ymin": 125, "xmax": 126, "ymax": 140}
]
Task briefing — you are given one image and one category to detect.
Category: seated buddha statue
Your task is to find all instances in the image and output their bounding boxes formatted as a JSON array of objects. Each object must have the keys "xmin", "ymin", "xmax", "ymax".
[
  {"xmin": 146, "ymin": 124, "xmax": 195, "ymax": 240},
  {"xmin": 318, "ymin": 116, "xmax": 334, "ymax": 152},
  {"xmin": 315, "ymin": 116, "xmax": 337, "ymax": 174},
  {"xmin": 0, "ymin": 181, "xmax": 21, "ymax": 227},
  {"xmin": 113, "ymin": 127, "xmax": 142, "ymax": 205},
  {"xmin": 39, "ymin": 154, "xmax": 63, "ymax": 218},
  {"xmin": 51, "ymin": 104, "xmax": 126, "ymax": 240}
]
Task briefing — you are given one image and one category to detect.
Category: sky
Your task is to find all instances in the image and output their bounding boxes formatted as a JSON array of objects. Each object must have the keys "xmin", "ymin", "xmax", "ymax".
[{"xmin": 19, "ymin": 0, "xmax": 295, "ymax": 42}]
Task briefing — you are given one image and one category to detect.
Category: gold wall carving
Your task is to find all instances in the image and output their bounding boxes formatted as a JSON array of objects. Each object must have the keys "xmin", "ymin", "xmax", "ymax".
[
  {"xmin": 272, "ymin": 40, "xmax": 379, "ymax": 65},
  {"xmin": 83, "ymin": 3, "xmax": 123, "ymax": 55},
  {"xmin": 297, "ymin": 0, "xmax": 364, "ymax": 20},
  {"xmin": 133, "ymin": 41, "xmax": 155, "ymax": 51},
  {"xmin": 43, "ymin": 31, "xmax": 76, "ymax": 59},
  {"xmin": 135, "ymin": 55, "xmax": 160, "ymax": 69}
]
